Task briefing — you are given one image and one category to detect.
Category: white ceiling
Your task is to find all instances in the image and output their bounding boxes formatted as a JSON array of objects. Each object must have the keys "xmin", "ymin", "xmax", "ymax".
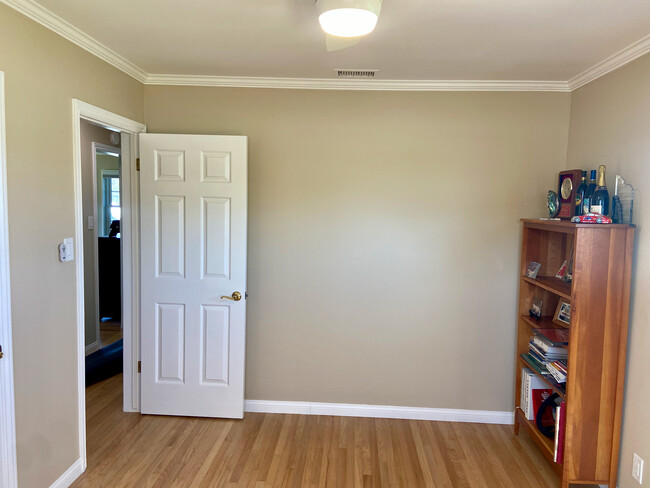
[{"xmin": 14, "ymin": 0, "xmax": 650, "ymax": 83}]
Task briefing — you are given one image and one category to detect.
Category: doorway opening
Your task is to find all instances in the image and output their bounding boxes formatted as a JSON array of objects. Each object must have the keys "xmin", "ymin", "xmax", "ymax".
[
  {"xmin": 97, "ymin": 156, "xmax": 123, "ymax": 350},
  {"xmin": 81, "ymin": 126, "xmax": 123, "ymax": 385},
  {"xmin": 82, "ymin": 129, "xmax": 122, "ymax": 356},
  {"xmin": 72, "ymin": 100, "xmax": 145, "ymax": 472}
]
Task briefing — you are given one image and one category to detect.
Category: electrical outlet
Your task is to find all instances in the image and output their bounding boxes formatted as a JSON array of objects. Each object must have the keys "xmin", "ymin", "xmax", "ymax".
[{"xmin": 633, "ymin": 453, "xmax": 644, "ymax": 484}]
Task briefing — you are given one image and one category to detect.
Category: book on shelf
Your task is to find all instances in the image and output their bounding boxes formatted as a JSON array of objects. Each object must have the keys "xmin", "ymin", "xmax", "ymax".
[
  {"xmin": 521, "ymin": 354, "xmax": 567, "ymax": 394},
  {"xmin": 532, "ymin": 388, "xmax": 555, "ymax": 426},
  {"xmin": 527, "ymin": 333, "xmax": 569, "ymax": 385},
  {"xmin": 529, "ymin": 342, "xmax": 566, "ymax": 361},
  {"xmin": 546, "ymin": 360, "xmax": 568, "ymax": 384},
  {"xmin": 531, "ymin": 334, "xmax": 568, "ymax": 355},
  {"xmin": 528, "ymin": 343, "xmax": 567, "ymax": 364},
  {"xmin": 533, "ymin": 328, "xmax": 569, "ymax": 346},
  {"xmin": 521, "ymin": 353, "xmax": 549, "ymax": 376},
  {"xmin": 553, "ymin": 404, "xmax": 560, "ymax": 462},
  {"xmin": 554, "ymin": 401, "xmax": 567, "ymax": 464},
  {"xmin": 520, "ymin": 368, "xmax": 555, "ymax": 421}
]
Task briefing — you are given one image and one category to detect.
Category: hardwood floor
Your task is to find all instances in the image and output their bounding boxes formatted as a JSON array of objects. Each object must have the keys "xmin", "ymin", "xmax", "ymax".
[
  {"xmin": 99, "ymin": 319, "xmax": 122, "ymax": 348},
  {"xmin": 73, "ymin": 374, "xmax": 562, "ymax": 487}
]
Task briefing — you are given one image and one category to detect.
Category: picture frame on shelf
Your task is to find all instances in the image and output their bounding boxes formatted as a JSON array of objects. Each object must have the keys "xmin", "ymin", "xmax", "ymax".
[
  {"xmin": 553, "ymin": 299, "xmax": 571, "ymax": 326},
  {"xmin": 526, "ymin": 261, "xmax": 541, "ymax": 279},
  {"xmin": 556, "ymin": 260, "xmax": 568, "ymax": 279},
  {"xmin": 563, "ymin": 255, "xmax": 574, "ymax": 283}
]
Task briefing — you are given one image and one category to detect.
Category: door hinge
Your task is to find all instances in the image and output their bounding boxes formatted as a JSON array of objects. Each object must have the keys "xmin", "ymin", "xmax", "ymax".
[
  {"xmin": 137, "ymin": 360, "xmax": 141, "ymax": 373},
  {"xmin": 136, "ymin": 158, "xmax": 141, "ymax": 171}
]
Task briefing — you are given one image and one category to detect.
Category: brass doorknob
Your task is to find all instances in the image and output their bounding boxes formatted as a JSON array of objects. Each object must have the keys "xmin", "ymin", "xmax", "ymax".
[{"xmin": 221, "ymin": 291, "xmax": 242, "ymax": 301}]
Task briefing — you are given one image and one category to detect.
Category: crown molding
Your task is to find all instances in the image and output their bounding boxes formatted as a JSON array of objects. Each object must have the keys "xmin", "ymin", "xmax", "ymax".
[
  {"xmin": 0, "ymin": 0, "xmax": 148, "ymax": 83},
  {"xmin": 145, "ymin": 74, "xmax": 571, "ymax": 92},
  {"xmin": 3, "ymin": 0, "xmax": 649, "ymax": 92},
  {"xmin": 568, "ymin": 35, "xmax": 650, "ymax": 91}
]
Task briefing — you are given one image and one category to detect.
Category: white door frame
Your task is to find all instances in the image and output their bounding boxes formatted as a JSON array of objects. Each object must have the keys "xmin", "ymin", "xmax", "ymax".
[
  {"xmin": 90, "ymin": 142, "xmax": 120, "ymax": 353},
  {"xmin": 0, "ymin": 72, "xmax": 18, "ymax": 488},
  {"xmin": 72, "ymin": 100, "xmax": 145, "ymax": 470}
]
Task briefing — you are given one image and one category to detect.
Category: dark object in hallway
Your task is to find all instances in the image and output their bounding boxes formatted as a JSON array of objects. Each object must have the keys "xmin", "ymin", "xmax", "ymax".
[
  {"xmin": 98, "ymin": 236, "xmax": 121, "ymax": 319},
  {"xmin": 108, "ymin": 219, "xmax": 120, "ymax": 238},
  {"xmin": 85, "ymin": 339, "xmax": 123, "ymax": 386}
]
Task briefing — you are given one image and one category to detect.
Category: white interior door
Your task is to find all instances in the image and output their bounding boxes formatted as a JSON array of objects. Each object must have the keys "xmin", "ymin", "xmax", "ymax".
[{"xmin": 139, "ymin": 134, "xmax": 247, "ymax": 418}]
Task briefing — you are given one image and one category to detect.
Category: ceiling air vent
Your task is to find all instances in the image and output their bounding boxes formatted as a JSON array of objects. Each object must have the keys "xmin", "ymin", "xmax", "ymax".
[{"xmin": 336, "ymin": 69, "xmax": 378, "ymax": 79}]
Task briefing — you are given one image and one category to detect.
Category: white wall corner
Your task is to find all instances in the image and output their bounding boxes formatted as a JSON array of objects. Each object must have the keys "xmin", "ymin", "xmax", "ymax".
[
  {"xmin": 0, "ymin": 0, "xmax": 147, "ymax": 83},
  {"xmin": 568, "ymin": 35, "xmax": 650, "ymax": 90},
  {"xmin": 244, "ymin": 400, "xmax": 514, "ymax": 425},
  {"xmin": 48, "ymin": 458, "xmax": 84, "ymax": 488}
]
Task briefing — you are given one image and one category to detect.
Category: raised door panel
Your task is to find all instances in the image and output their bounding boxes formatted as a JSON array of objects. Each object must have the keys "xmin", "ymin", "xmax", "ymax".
[
  {"xmin": 202, "ymin": 197, "xmax": 230, "ymax": 279},
  {"xmin": 156, "ymin": 196, "xmax": 185, "ymax": 278},
  {"xmin": 156, "ymin": 304, "xmax": 185, "ymax": 383},
  {"xmin": 201, "ymin": 305, "xmax": 230, "ymax": 385}
]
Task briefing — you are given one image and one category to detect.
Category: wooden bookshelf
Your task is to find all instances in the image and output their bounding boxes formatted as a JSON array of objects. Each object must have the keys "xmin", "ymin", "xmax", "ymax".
[
  {"xmin": 514, "ymin": 219, "xmax": 634, "ymax": 488},
  {"xmin": 515, "ymin": 407, "xmax": 562, "ymax": 476}
]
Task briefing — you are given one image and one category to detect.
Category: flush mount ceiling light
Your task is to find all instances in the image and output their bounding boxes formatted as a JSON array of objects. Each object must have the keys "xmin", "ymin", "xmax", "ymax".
[{"xmin": 317, "ymin": 0, "xmax": 383, "ymax": 38}]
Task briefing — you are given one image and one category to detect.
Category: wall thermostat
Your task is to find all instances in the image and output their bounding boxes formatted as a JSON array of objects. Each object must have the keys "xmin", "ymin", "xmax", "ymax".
[{"xmin": 58, "ymin": 238, "xmax": 74, "ymax": 262}]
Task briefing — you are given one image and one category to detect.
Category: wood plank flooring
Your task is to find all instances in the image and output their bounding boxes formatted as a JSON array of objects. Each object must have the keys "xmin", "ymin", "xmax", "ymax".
[
  {"xmin": 72, "ymin": 374, "xmax": 562, "ymax": 487},
  {"xmin": 99, "ymin": 320, "xmax": 122, "ymax": 348}
]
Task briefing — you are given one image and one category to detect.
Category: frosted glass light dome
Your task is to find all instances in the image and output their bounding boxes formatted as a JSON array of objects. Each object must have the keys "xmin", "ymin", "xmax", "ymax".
[{"xmin": 317, "ymin": 0, "xmax": 382, "ymax": 38}]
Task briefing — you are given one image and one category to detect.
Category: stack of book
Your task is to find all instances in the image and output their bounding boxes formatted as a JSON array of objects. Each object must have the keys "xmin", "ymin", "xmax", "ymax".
[
  {"xmin": 523, "ymin": 329, "xmax": 568, "ymax": 377},
  {"xmin": 546, "ymin": 360, "xmax": 568, "ymax": 384}
]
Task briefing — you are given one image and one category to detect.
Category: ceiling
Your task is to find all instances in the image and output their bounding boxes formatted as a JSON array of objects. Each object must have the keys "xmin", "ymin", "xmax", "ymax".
[{"xmin": 10, "ymin": 0, "xmax": 650, "ymax": 85}]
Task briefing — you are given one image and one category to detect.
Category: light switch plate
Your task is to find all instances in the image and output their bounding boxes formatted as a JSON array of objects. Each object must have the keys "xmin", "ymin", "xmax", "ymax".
[
  {"xmin": 633, "ymin": 453, "xmax": 644, "ymax": 484},
  {"xmin": 87, "ymin": 216, "xmax": 94, "ymax": 230}
]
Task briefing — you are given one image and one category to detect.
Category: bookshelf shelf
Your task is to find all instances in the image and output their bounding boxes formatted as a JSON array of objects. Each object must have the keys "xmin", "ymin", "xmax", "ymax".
[
  {"xmin": 514, "ymin": 219, "xmax": 634, "ymax": 488},
  {"xmin": 520, "ymin": 314, "xmax": 569, "ymax": 331},
  {"xmin": 523, "ymin": 276, "xmax": 571, "ymax": 300}
]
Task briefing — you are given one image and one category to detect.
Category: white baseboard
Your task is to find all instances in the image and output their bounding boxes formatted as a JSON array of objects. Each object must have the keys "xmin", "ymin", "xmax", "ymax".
[
  {"xmin": 84, "ymin": 342, "xmax": 99, "ymax": 356},
  {"xmin": 244, "ymin": 400, "xmax": 514, "ymax": 425},
  {"xmin": 49, "ymin": 458, "xmax": 84, "ymax": 488}
]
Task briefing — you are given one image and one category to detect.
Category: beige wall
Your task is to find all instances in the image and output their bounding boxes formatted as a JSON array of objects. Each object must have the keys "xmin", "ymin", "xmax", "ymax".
[
  {"xmin": 10, "ymin": 3, "xmax": 648, "ymax": 486},
  {"xmin": 145, "ymin": 86, "xmax": 571, "ymax": 410},
  {"xmin": 80, "ymin": 121, "xmax": 116, "ymax": 348},
  {"xmin": 566, "ymin": 53, "xmax": 650, "ymax": 488},
  {"xmin": 0, "ymin": 3, "xmax": 144, "ymax": 487}
]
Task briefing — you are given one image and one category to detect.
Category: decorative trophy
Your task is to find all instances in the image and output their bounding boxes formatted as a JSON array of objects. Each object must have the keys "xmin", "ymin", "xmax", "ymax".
[
  {"xmin": 612, "ymin": 175, "xmax": 634, "ymax": 225},
  {"xmin": 547, "ymin": 190, "xmax": 560, "ymax": 218}
]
